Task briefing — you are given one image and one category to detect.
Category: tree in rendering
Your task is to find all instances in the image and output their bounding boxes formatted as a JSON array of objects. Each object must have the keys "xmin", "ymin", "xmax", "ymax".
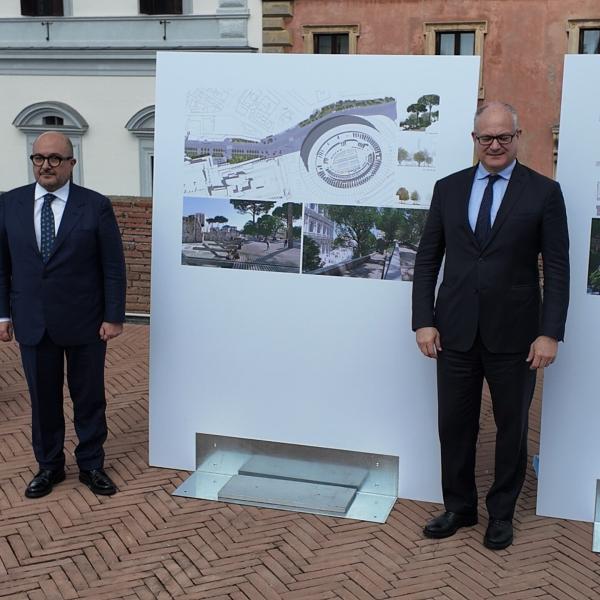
[
  {"xmin": 230, "ymin": 200, "xmax": 275, "ymax": 224},
  {"xmin": 273, "ymin": 202, "xmax": 302, "ymax": 249},
  {"xmin": 327, "ymin": 205, "xmax": 378, "ymax": 259},
  {"xmin": 397, "ymin": 147, "xmax": 410, "ymax": 164},
  {"xmin": 396, "ymin": 187, "xmax": 410, "ymax": 203},
  {"xmin": 417, "ymin": 94, "xmax": 440, "ymax": 124},
  {"xmin": 406, "ymin": 102, "xmax": 427, "ymax": 127},
  {"xmin": 376, "ymin": 208, "xmax": 405, "ymax": 248},
  {"xmin": 413, "ymin": 150, "xmax": 432, "ymax": 166},
  {"xmin": 302, "ymin": 236, "xmax": 323, "ymax": 272},
  {"xmin": 255, "ymin": 214, "xmax": 281, "ymax": 239},
  {"xmin": 396, "ymin": 209, "xmax": 429, "ymax": 248}
]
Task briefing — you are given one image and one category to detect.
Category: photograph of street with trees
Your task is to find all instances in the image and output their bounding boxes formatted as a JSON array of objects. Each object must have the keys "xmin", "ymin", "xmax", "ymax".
[
  {"xmin": 182, "ymin": 197, "xmax": 302, "ymax": 273},
  {"xmin": 302, "ymin": 203, "xmax": 428, "ymax": 281},
  {"xmin": 587, "ymin": 218, "xmax": 600, "ymax": 294}
]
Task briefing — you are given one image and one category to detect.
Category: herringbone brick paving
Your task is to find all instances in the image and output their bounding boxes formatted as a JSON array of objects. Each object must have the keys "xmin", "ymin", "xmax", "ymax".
[{"xmin": 1, "ymin": 325, "xmax": 598, "ymax": 599}]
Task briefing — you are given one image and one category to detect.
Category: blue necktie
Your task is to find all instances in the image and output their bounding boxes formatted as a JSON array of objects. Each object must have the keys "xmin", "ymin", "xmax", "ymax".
[
  {"xmin": 40, "ymin": 193, "xmax": 56, "ymax": 262},
  {"xmin": 474, "ymin": 174, "xmax": 500, "ymax": 247}
]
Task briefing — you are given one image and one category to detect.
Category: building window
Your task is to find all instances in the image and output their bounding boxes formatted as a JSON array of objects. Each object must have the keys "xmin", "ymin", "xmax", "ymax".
[
  {"xmin": 314, "ymin": 33, "xmax": 349, "ymax": 54},
  {"xmin": 13, "ymin": 101, "xmax": 87, "ymax": 185},
  {"xmin": 567, "ymin": 20, "xmax": 600, "ymax": 53},
  {"xmin": 139, "ymin": 0, "xmax": 182, "ymax": 15},
  {"xmin": 436, "ymin": 31, "xmax": 475, "ymax": 55},
  {"xmin": 579, "ymin": 28, "xmax": 600, "ymax": 54},
  {"xmin": 424, "ymin": 22, "xmax": 487, "ymax": 99},
  {"xmin": 21, "ymin": 0, "xmax": 63, "ymax": 16},
  {"xmin": 303, "ymin": 25, "xmax": 359, "ymax": 54},
  {"xmin": 125, "ymin": 106, "xmax": 155, "ymax": 197},
  {"xmin": 43, "ymin": 115, "xmax": 63, "ymax": 126}
]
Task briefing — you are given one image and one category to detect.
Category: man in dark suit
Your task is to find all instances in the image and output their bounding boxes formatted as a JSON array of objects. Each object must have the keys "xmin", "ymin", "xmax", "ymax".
[
  {"xmin": 0, "ymin": 131, "xmax": 126, "ymax": 498},
  {"xmin": 412, "ymin": 102, "xmax": 569, "ymax": 549}
]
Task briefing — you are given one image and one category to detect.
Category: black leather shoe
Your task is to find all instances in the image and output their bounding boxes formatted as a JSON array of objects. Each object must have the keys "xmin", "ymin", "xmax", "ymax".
[
  {"xmin": 79, "ymin": 469, "xmax": 117, "ymax": 495},
  {"xmin": 423, "ymin": 511, "xmax": 478, "ymax": 539},
  {"xmin": 25, "ymin": 469, "xmax": 66, "ymax": 498},
  {"xmin": 484, "ymin": 519, "xmax": 513, "ymax": 550}
]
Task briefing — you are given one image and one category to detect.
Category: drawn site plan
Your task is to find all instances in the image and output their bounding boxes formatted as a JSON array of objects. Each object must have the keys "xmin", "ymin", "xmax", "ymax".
[{"xmin": 183, "ymin": 89, "xmax": 441, "ymax": 208}]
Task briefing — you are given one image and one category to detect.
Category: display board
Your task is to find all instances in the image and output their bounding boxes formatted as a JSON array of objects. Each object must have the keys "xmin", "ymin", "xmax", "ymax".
[
  {"xmin": 149, "ymin": 52, "xmax": 480, "ymax": 503},
  {"xmin": 537, "ymin": 55, "xmax": 600, "ymax": 522}
]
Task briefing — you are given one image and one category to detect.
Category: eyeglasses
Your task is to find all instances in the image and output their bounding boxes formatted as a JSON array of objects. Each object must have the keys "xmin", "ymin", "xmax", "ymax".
[
  {"xmin": 30, "ymin": 154, "xmax": 73, "ymax": 167},
  {"xmin": 474, "ymin": 132, "xmax": 519, "ymax": 146}
]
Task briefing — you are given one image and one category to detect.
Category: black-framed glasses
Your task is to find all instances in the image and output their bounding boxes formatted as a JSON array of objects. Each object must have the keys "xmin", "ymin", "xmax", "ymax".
[
  {"xmin": 474, "ymin": 132, "xmax": 519, "ymax": 146},
  {"xmin": 30, "ymin": 154, "xmax": 73, "ymax": 167}
]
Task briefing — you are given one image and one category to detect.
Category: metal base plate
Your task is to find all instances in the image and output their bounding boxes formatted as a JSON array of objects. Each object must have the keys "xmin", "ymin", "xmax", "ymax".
[
  {"xmin": 173, "ymin": 469, "xmax": 397, "ymax": 522},
  {"xmin": 172, "ymin": 434, "xmax": 399, "ymax": 523}
]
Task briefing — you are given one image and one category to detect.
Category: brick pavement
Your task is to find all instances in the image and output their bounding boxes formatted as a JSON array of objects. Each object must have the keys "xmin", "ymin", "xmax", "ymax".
[{"xmin": 0, "ymin": 325, "xmax": 598, "ymax": 599}]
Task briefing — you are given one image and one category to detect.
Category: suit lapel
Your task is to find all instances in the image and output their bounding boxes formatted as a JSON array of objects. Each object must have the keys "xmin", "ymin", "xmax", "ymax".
[
  {"xmin": 48, "ymin": 183, "xmax": 84, "ymax": 261},
  {"xmin": 458, "ymin": 166, "xmax": 480, "ymax": 249},
  {"xmin": 481, "ymin": 162, "xmax": 527, "ymax": 251},
  {"xmin": 16, "ymin": 185, "xmax": 41, "ymax": 257}
]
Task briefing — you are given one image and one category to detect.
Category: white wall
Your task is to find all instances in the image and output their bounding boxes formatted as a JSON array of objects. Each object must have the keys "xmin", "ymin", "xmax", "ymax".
[
  {"xmin": 0, "ymin": 0, "xmax": 21, "ymax": 18},
  {"xmin": 0, "ymin": 0, "xmax": 260, "ymax": 21},
  {"xmin": 0, "ymin": 0, "xmax": 143, "ymax": 18},
  {"xmin": 247, "ymin": 0, "xmax": 262, "ymax": 50},
  {"xmin": 193, "ymin": 0, "xmax": 261, "ymax": 50},
  {"xmin": 193, "ymin": 0, "xmax": 219, "ymax": 13},
  {"xmin": 0, "ymin": 75, "xmax": 155, "ymax": 196},
  {"xmin": 73, "ymin": 0, "xmax": 140, "ymax": 17}
]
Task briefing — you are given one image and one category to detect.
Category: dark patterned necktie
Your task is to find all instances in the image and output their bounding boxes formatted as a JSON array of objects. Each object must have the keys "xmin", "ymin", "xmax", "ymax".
[
  {"xmin": 474, "ymin": 174, "xmax": 500, "ymax": 247},
  {"xmin": 40, "ymin": 193, "xmax": 56, "ymax": 262}
]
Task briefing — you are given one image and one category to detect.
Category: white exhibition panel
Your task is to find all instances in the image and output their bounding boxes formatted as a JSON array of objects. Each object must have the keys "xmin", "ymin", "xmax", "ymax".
[
  {"xmin": 537, "ymin": 55, "xmax": 600, "ymax": 522},
  {"xmin": 149, "ymin": 52, "xmax": 480, "ymax": 503}
]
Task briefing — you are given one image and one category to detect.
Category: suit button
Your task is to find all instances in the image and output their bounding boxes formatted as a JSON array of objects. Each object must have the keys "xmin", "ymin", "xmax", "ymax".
[
  {"xmin": 474, "ymin": 289, "xmax": 479, "ymax": 294},
  {"xmin": 478, "ymin": 258, "xmax": 484, "ymax": 263}
]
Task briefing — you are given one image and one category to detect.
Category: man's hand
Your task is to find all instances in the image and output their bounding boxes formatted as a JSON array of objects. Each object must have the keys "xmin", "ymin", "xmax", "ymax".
[
  {"xmin": 0, "ymin": 321, "xmax": 13, "ymax": 342},
  {"xmin": 416, "ymin": 327, "xmax": 442, "ymax": 358},
  {"xmin": 526, "ymin": 335, "xmax": 558, "ymax": 369},
  {"xmin": 99, "ymin": 322, "xmax": 123, "ymax": 342}
]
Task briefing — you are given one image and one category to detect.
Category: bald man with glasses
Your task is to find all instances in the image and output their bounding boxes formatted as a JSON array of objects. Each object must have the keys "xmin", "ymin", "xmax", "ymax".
[
  {"xmin": 412, "ymin": 102, "xmax": 570, "ymax": 549},
  {"xmin": 0, "ymin": 131, "xmax": 126, "ymax": 498}
]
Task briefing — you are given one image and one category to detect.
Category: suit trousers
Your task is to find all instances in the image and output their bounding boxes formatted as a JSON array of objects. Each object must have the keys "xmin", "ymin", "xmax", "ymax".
[
  {"xmin": 436, "ymin": 333, "xmax": 537, "ymax": 521},
  {"xmin": 19, "ymin": 332, "xmax": 108, "ymax": 471}
]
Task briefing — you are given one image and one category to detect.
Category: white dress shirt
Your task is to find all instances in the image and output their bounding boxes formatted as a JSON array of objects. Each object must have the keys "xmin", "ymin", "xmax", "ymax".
[
  {"xmin": 468, "ymin": 160, "xmax": 516, "ymax": 231},
  {"xmin": 34, "ymin": 181, "xmax": 69, "ymax": 249}
]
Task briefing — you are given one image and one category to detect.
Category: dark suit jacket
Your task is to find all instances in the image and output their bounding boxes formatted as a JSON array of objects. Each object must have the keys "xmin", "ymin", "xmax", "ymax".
[
  {"xmin": 412, "ymin": 161, "xmax": 570, "ymax": 353},
  {"xmin": 0, "ymin": 182, "xmax": 126, "ymax": 346}
]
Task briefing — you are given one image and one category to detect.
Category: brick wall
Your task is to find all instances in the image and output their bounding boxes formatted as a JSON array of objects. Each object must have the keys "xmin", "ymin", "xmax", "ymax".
[{"xmin": 110, "ymin": 196, "xmax": 152, "ymax": 315}]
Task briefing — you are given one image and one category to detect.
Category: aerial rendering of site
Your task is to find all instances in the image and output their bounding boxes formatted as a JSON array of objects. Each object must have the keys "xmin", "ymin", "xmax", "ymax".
[{"xmin": 182, "ymin": 89, "xmax": 440, "ymax": 207}]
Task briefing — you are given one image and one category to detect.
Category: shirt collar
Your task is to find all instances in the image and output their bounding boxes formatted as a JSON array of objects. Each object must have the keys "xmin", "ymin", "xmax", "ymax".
[
  {"xmin": 475, "ymin": 160, "xmax": 516, "ymax": 181},
  {"xmin": 34, "ymin": 181, "xmax": 70, "ymax": 202}
]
